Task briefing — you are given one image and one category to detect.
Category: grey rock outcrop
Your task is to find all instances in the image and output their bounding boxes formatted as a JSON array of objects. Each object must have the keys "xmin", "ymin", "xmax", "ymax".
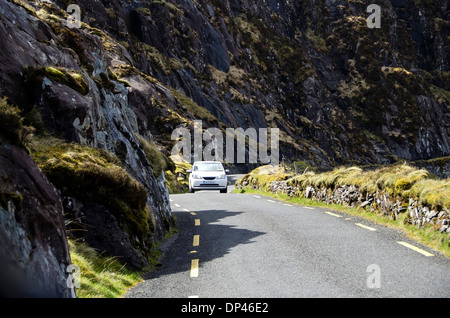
[
  {"xmin": 0, "ymin": 143, "xmax": 74, "ymax": 297},
  {"xmin": 74, "ymin": 0, "xmax": 449, "ymax": 169},
  {"xmin": 0, "ymin": 0, "xmax": 174, "ymax": 273}
]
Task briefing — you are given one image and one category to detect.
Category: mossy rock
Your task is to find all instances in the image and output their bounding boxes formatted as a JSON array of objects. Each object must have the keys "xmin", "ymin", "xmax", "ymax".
[
  {"xmin": 30, "ymin": 138, "xmax": 150, "ymax": 243},
  {"xmin": 23, "ymin": 66, "xmax": 89, "ymax": 95},
  {"xmin": 135, "ymin": 134, "xmax": 168, "ymax": 178},
  {"xmin": 0, "ymin": 192, "xmax": 23, "ymax": 211},
  {"xmin": 0, "ymin": 97, "xmax": 35, "ymax": 147}
]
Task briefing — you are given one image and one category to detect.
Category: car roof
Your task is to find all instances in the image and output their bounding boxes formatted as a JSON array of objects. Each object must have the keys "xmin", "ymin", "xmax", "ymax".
[{"xmin": 193, "ymin": 161, "xmax": 222, "ymax": 164}]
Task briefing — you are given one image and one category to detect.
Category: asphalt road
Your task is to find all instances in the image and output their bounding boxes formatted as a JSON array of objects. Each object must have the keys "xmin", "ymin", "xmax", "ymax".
[{"xmin": 125, "ymin": 176, "xmax": 450, "ymax": 298}]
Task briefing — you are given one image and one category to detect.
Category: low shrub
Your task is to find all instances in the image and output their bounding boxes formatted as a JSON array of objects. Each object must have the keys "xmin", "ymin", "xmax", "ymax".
[{"xmin": 236, "ymin": 165, "xmax": 291, "ymax": 191}]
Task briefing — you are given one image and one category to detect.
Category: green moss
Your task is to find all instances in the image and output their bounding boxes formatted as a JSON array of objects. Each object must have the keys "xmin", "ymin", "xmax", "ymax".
[
  {"xmin": 93, "ymin": 72, "xmax": 115, "ymax": 91},
  {"xmin": 136, "ymin": 7, "xmax": 152, "ymax": 16},
  {"xmin": 0, "ymin": 192, "xmax": 23, "ymax": 211},
  {"xmin": 30, "ymin": 137, "xmax": 150, "ymax": 245},
  {"xmin": 23, "ymin": 66, "xmax": 89, "ymax": 95},
  {"xmin": 164, "ymin": 155, "xmax": 191, "ymax": 194},
  {"xmin": 0, "ymin": 97, "xmax": 35, "ymax": 147},
  {"xmin": 306, "ymin": 28, "xmax": 327, "ymax": 52},
  {"xmin": 170, "ymin": 88, "xmax": 218, "ymax": 124},
  {"xmin": 164, "ymin": 170, "xmax": 186, "ymax": 194},
  {"xmin": 429, "ymin": 85, "xmax": 450, "ymax": 104},
  {"xmin": 57, "ymin": 28, "xmax": 93, "ymax": 73},
  {"xmin": 135, "ymin": 134, "xmax": 168, "ymax": 178},
  {"xmin": 11, "ymin": 0, "xmax": 37, "ymax": 16},
  {"xmin": 138, "ymin": 43, "xmax": 184, "ymax": 75}
]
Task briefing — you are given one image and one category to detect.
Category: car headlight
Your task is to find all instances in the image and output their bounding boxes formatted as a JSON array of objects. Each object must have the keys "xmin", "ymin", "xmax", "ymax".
[
  {"xmin": 217, "ymin": 174, "xmax": 226, "ymax": 179},
  {"xmin": 192, "ymin": 174, "xmax": 202, "ymax": 179}
]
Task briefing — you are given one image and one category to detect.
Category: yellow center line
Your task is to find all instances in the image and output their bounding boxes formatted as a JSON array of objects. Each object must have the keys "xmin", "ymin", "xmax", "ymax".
[
  {"xmin": 195, "ymin": 219, "xmax": 200, "ymax": 226},
  {"xmin": 398, "ymin": 241, "xmax": 434, "ymax": 257},
  {"xmin": 190, "ymin": 259, "xmax": 199, "ymax": 277},
  {"xmin": 190, "ymin": 212, "xmax": 197, "ymax": 216},
  {"xmin": 193, "ymin": 235, "xmax": 200, "ymax": 247}
]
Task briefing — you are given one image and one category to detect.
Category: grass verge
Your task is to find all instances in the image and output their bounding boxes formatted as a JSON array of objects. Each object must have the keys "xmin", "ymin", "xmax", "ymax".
[
  {"xmin": 68, "ymin": 239, "xmax": 144, "ymax": 298},
  {"xmin": 69, "ymin": 226, "xmax": 178, "ymax": 298}
]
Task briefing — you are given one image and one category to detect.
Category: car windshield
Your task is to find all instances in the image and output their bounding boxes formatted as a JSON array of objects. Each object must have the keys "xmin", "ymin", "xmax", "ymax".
[{"xmin": 194, "ymin": 163, "xmax": 223, "ymax": 171}]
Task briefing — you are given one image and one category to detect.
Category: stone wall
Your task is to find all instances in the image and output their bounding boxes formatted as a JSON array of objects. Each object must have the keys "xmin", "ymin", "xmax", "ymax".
[{"xmin": 269, "ymin": 181, "xmax": 450, "ymax": 234}]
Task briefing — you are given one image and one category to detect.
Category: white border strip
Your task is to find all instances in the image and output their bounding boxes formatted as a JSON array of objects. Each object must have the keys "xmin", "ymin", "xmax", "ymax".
[{"xmin": 398, "ymin": 241, "xmax": 434, "ymax": 257}]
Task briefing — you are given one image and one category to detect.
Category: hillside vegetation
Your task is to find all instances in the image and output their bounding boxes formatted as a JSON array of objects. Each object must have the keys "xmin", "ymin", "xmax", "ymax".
[
  {"xmin": 237, "ymin": 164, "xmax": 450, "ymax": 210},
  {"xmin": 0, "ymin": 0, "xmax": 449, "ymax": 297}
]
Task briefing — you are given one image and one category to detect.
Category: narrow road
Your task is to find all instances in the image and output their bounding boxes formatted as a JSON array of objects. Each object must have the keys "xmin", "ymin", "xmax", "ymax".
[{"xmin": 126, "ymin": 177, "xmax": 450, "ymax": 298}]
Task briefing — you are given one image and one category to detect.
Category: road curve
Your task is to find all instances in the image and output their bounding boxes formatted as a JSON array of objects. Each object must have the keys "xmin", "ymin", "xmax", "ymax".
[{"xmin": 126, "ymin": 180, "xmax": 450, "ymax": 298}]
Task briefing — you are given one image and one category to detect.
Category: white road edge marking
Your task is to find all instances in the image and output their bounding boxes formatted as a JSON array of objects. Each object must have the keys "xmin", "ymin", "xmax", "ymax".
[
  {"xmin": 253, "ymin": 195, "xmax": 261, "ymax": 199},
  {"xmin": 325, "ymin": 211, "xmax": 342, "ymax": 218},
  {"xmin": 355, "ymin": 223, "xmax": 377, "ymax": 231},
  {"xmin": 174, "ymin": 203, "xmax": 181, "ymax": 207},
  {"xmin": 397, "ymin": 241, "xmax": 434, "ymax": 257}
]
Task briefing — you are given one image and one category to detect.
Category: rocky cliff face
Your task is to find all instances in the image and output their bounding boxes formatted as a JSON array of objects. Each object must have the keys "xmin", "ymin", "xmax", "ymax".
[
  {"xmin": 1, "ymin": 0, "xmax": 448, "ymax": 168},
  {"xmin": 0, "ymin": 0, "xmax": 176, "ymax": 291},
  {"xmin": 0, "ymin": 0, "xmax": 448, "ymax": 295},
  {"xmin": 0, "ymin": 141, "xmax": 74, "ymax": 297},
  {"xmin": 68, "ymin": 0, "xmax": 448, "ymax": 169}
]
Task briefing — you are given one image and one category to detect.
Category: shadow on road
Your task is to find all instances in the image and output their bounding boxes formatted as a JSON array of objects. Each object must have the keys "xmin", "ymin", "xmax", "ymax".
[{"xmin": 142, "ymin": 207, "xmax": 265, "ymax": 280}]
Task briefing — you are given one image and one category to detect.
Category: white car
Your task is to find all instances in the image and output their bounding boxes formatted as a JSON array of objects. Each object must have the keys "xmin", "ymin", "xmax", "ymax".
[{"xmin": 187, "ymin": 161, "xmax": 229, "ymax": 193}]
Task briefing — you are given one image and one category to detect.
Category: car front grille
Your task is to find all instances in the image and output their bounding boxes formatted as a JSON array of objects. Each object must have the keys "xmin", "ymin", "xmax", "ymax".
[{"xmin": 202, "ymin": 177, "xmax": 216, "ymax": 180}]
